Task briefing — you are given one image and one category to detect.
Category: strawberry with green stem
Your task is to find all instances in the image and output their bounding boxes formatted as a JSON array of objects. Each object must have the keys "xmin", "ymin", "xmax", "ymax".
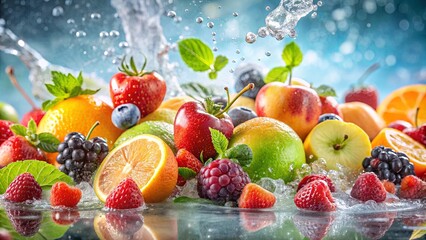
[{"xmin": 344, "ymin": 63, "xmax": 380, "ymax": 109}]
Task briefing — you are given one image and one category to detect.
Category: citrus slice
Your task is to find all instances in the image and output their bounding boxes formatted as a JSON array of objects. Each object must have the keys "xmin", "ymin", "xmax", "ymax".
[
  {"xmin": 93, "ymin": 134, "xmax": 177, "ymax": 203},
  {"xmin": 377, "ymin": 84, "xmax": 426, "ymax": 126},
  {"xmin": 372, "ymin": 128, "xmax": 426, "ymax": 177}
]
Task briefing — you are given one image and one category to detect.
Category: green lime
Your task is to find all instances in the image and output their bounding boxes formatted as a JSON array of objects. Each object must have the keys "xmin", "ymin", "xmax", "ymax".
[
  {"xmin": 0, "ymin": 102, "xmax": 19, "ymax": 122},
  {"xmin": 114, "ymin": 121, "xmax": 176, "ymax": 153},
  {"xmin": 229, "ymin": 117, "xmax": 305, "ymax": 183},
  {"xmin": 139, "ymin": 108, "xmax": 177, "ymax": 124}
]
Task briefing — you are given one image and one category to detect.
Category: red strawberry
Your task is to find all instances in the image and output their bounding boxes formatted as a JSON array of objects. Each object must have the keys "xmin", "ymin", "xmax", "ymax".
[
  {"xmin": 382, "ymin": 180, "xmax": 396, "ymax": 195},
  {"xmin": 293, "ymin": 213, "xmax": 334, "ymax": 240},
  {"xmin": 238, "ymin": 183, "xmax": 276, "ymax": 209},
  {"xmin": 344, "ymin": 86, "xmax": 378, "ymax": 110},
  {"xmin": 294, "ymin": 180, "xmax": 336, "ymax": 212},
  {"xmin": 240, "ymin": 211, "xmax": 276, "ymax": 233},
  {"xmin": 110, "ymin": 57, "xmax": 166, "ymax": 117},
  {"xmin": 6, "ymin": 209, "xmax": 42, "ymax": 237},
  {"xmin": 355, "ymin": 212, "xmax": 395, "ymax": 239},
  {"xmin": 106, "ymin": 212, "xmax": 143, "ymax": 235},
  {"xmin": 51, "ymin": 209, "xmax": 80, "ymax": 225},
  {"xmin": 176, "ymin": 149, "xmax": 203, "ymax": 186},
  {"xmin": 105, "ymin": 178, "xmax": 144, "ymax": 209},
  {"xmin": 5, "ymin": 172, "xmax": 42, "ymax": 203},
  {"xmin": 0, "ymin": 136, "xmax": 46, "ymax": 168},
  {"xmin": 350, "ymin": 172, "xmax": 387, "ymax": 202},
  {"xmin": 399, "ymin": 175, "xmax": 426, "ymax": 199},
  {"xmin": 297, "ymin": 174, "xmax": 335, "ymax": 192},
  {"xmin": 0, "ymin": 120, "xmax": 14, "ymax": 146},
  {"xmin": 50, "ymin": 182, "xmax": 82, "ymax": 207}
]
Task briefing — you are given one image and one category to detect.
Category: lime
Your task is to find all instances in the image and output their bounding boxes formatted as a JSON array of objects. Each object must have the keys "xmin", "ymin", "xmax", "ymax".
[{"xmin": 0, "ymin": 102, "xmax": 19, "ymax": 122}]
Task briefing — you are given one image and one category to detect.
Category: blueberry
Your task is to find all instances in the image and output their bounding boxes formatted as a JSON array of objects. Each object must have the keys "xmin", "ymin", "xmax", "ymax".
[
  {"xmin": 111, "ymin": 103, "xmax": 141, "ymax": 130},
  {"xmin": 371, "ymin": 147, "xmax": 382, "ymax": 158},
  {"xmin": 390, "ymin": 159, "xmax": 402, "ymax": 173},
  {"xmin": 234, "ymin": 63, "xmax": 266, "ymax": 99},
  {"xmin": 228, "ymin": 107, "xmax": 257, "ymax": 127},
  {"xmin": 212, "ymin": 96, "xmax": 227, "ymax": 109},
  {"xmin": 362, "ymin": 157, "xmax": 372, "ymax": 169},
  {"xmin": 318, "ymin": 113, "xmax": 343, "ymax": 123}
]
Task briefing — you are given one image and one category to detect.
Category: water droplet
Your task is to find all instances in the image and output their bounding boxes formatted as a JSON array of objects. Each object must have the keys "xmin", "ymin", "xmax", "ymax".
[
  {"xmin": 311, "ymin": 12, "xmax": 317, "ymax": 18},
  {"xmin": 114, "ymin": 13, "xmax": 119, "ymax": 18},
  {"xmin": 289, "ymin": 29, "xmax": 297, "ymax": 38},
  {"xmin": 211, "ymin": 32, "xmax": 216, "ymax": 36},
  {"xmin": 109, "ymin": 30, "xmax": 119, "ymax": 37},
  {"xmin": 52, "ymin": 6, "xmax": 64, "ymax": 17},
  {"xmin": 118, "ymin": 41, "xmax": 129, "ymax": 48},
  {"xmin": 257, "ymin": 27, "xmax": 269, "ymax": 38},
  {"xmin": 184, "ymin": 9, "xmax": 189, "ymax": 12},
  {"xmin": 265, "ymin": 51, "xmax": 271, "ymax": 56},
  {"xmin": 174, "ymin": 17, "xmax": 182, "ymax": 23},
  {"xmin": 65, "ymin": 0, "xmax": 72, "ymax": 5},
  {"xmin": 236, "ymin": 49, "xmax": 240, "ymax": 54},
  {"xmin": 265, "ymin": 6, "xmax": 271, "ymax": 11},
  {"xmin": 69, "ymin": 28, "xmax": 76, "ymax": 35},
  {"xmin": 196, "ymin": 17, "xmax": 203, "ymax": 24},
  {"xmin": 83, "ymin": 51, "xmax": 87, "ymax": 55},
  {"xmin": 67, "ymin": 19, "xmax": 75, "ymax": 24},
  {"xmin": 233, "ymin": 12, "xmax": 238, "ymax": 17},
  {"xmin": 317, "ymin": 1, "xmax": 323, "ymax": 7},
  {"xmin": 99, "ymin": 31, "xmax": 109, "ymax": 38},
  {"xmin": 312, "ymin": 5, "xmax": 318, "ymax": 11},
  {"xmin": 90, "ymin": 13, "xmax": 101, "ymax": 20},
  {"xmin": 0, "ymin": 19, "xmax": 5, "ymax": 26},
  {"xmin": 229, "ymin": 68, "xmax": 234, "ymax": 73},
  {"xmin": 207, "ymin": 22, "xmax": 214, "ymax": 28},
  {"xmin": 240, "ymin": 57, "xmax": 245, "ymax": 61},
  {"xmin": 167, "ymin": 11, "xmax": 176, "ymax": 18},
  {"xmin": 366, "ymin": 23, "xmax": 371, "ymax": 27},
  {"xmin": 275, "ymin": 31, "xmax": 285, "ymax": 41},
  {"xmin": 75, "ymin": 31, "xmax": 86, "ymax": 38},
  {"xmin": 103, "ymin": 48, "xmax": 115, "ymax": 57},
  {"xmin": 245, "ymin": 32, "xmax": 257, "ymax": 44},
  {"xmin": 112, "ymin": 57, "xmax": 121, "ymax": 65},
  {"xmin": 36, "ymin": 18, "xmax": 42, "ymax": 24},
  {"xmin": 184, "ymin": 26, "xmax": 190, "ymax": 31},
  {"xmin": 213, "ymin": 47, "xmax": 218, "ymax": 52},
  {"xmin": 232, "ymin": 59, "xmax": 236, "ymax": 63}
]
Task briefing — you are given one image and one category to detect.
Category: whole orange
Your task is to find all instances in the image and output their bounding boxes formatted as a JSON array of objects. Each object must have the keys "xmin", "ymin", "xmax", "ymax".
[{"xmin": 37, "ymin": 95, "xmax": 123, "ymax": 166}]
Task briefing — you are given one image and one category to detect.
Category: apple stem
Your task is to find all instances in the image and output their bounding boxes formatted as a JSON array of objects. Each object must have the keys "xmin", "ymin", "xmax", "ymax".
[
  {"xmin": 333, "ymin": 134, "xmax": 348, "ymax": 150},
  {"xmin": 288, "ymin": 70, "xmax": 293, "ymax": 86},
  {"xmin": 414, "ymin": 107, "xmax": 420, "ymax": 128},
  {"xmin": 215, "ymin": 83, "xmax": 254, "ymax": 117},
  {"xmin": 5, "ymin": 66, "xmax": 39, "ymax": 110},
  {"xmin": 357, "ymin": 62, "xmax": 380, "ymax": 87},
  {"xmin": 86, "ymin": 121, "xmax": 100, "ymax": 140}
]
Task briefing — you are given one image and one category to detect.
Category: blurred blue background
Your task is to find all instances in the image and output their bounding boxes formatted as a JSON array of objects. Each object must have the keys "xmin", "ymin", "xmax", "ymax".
[{"xmin": 0, "ymin": 0, "xmax": 425, "ymax": 117}]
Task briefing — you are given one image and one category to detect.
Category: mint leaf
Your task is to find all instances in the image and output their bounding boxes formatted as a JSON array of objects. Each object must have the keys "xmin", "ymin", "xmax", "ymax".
[
  {"xmin": 0, "ymin": 160, "xmax": 74, "ymax": 194},
  {"xmin": 10, "ymin": 124, "xmax": 26, "ymax": 136},
  {"xmin": 264, "ymin": 66, "xmax": 290, "ymax": 83},
  {"xmin": 213, "ymin": 55, "xmax": 228, "ymax": 72},
  {"xmin": 178, "ymin": 38, "xmax": 214, "ymax": 72},
  {"xmin": 81, "ymin": 88, "xmax": 100, "ymax": 95},
  {"xmin": 174, "ymin": 196, "xmax": 216, "ymax": 205},
  {"xmin": 313, "ymin": 84, "xmax": 337, "ymax": 97},
  {"xmin": 28, "ymin": 119, "xmax": 37, "ymax": 134},
  {"xmin": 282, "ymin": 42, "xmax": 303, "ymax": 67},
  {"xmin": 180, "ymin": 82, "xmax": 221, "ymax": 99},
  {"xmin": 225, "ymin": 144, "xmax": 253, "ymax": 167},
  {"xmin": 178, "ymin": 167, "xmax": 197, "ymax": 180},
  {"xmin": 38, "ymin": 133, "xmax": 60, "ymax": 153},
  {"xmin": 208, "ymin": 71, "xmax": 218, "ymax": 80},
  {"xmin": 209, "ymin": 128, "xmax": 228, "ymax": 157},
  {"xmin": 42, "ymin": 98, "xmax": 62, "ymax": 111}
]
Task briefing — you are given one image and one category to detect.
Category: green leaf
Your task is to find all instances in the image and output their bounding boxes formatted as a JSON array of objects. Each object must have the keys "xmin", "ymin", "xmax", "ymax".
[
  {"xmin": 180, "ymin": 82, "xmax": 222, "ymax": 99},
  {"xmin": 213, "ymin": 55, "xmax": 228, "ymax": 72},
  {"xmin": 0, "ymin": 160, "xmax": 74, "ymax": 194},
  {"xmin": 225, "ymin": 144, "xmax": 253, "ymax": 167},
  {"xmin": 173, "ymin": 196, "xmax": 216, "ymax": 205},
  {"xmin": 178, "ymin": 38, "xmax": 214, "ymax": 72},
  {"xmin": 81, "ymin": 88, "xmax": 100, "ymax": 95},
  {"xmin": 10, "ymin": 124, "xmax": 27, "ymax": 136},
  {"xmin": 41, "ymin": 98, "xmax": 61, "ymax": 111},
  {"xmin": 28, "ymin": 119, "xmax": 37, "ymax": 135},
  {"xmin": 178, "ymin": 167, "xmax": 197, "ymax": 180},
  {"xmin": 208, "ymin": 71, "xmax": 218, "ymax": 80},
  {"xmin": 45, "ymin": 83, "xmax": 64, "ymax": 97},
  {"xmin": 313, "ymin": 84, "xmax": 337, "ymax": 97},
  {"xmin": 282, "ymin": 42, "xmax": 303, "ymax": 67},
  {"xmin": 37, "ymin": 133, "xmax": 60, "ymax": 153},
  {"xmin": 264, "ymin": 67, "xmax": 290, "ymax": 83},
  {"xmin": 209, "ymin": 128, "xmax": 229, "ymax": 158}
]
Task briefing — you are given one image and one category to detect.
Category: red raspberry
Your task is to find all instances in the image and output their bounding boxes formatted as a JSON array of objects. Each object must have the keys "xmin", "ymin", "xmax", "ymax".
[
  {"xmin": 51, "ymin": 210, "xmax": 80, "ymax": 225},
  {"xmin": 176, "ymin": 149, "xmax": 203, "ymax": 186},
  {"xmin": 5, "ymin": 172, "xmax": 42, "ymax": 203},
  {"xmin": 399, "ymin": 175, "xmax": 426, "ymax": 199},
  {"xmin": 105, "ymin": 178, "xmax": 144, "ymax": 209},
  {"xmin": 238, "ymin": 183, "xmax": 276, "ymax": 209},
  {"xmin": 382, "ymin": 180, "xmax": 396, "ymax": 195},
  {"xmin": 7, "ymin": 209, "xmax": 42, "ymax": 237},
  {"xmin": 350, "ymin": 172, "xmax": 387, "ymax": 202},
  {"xmin": 197, "ymin": 159, "xmax": 250, "ymax": 204},
  {"xmin": 0, "ymin": 120, "xmax": 14, "ymax": 146},
  {"xmin": 50, "ymin": 182, "xmax": 82, "ymax": 208},
  {"xmin": 294, "ymin": 180, "xmax": 336, "ymax": 212},
  {"xmin": 297, "ymin": 174, "xmax": 335, "ymax": 192}
]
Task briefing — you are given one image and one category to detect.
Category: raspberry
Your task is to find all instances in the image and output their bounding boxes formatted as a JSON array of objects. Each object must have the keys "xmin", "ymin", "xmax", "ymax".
[
  {"xmin": 50, "ymin": 182, "xmax": 82, "ymax": 207},
  {"xmin": 0, "ymin": 120, "xmax": 14, "ymax": 146},
  {"xmin": 297, "ymin": 174, "xmax": 335, "ymax": 192},
  {"xmin": 51, "ymin": 209, "xmax": 80, "ymax": 225},
  {"xmin": 105, "ymin": 178, "xmax": 144, "ymax": 209},
  {"xmin": 106, "ymin": 212, "xmax": 143, "ymax": 235},
  {"xmin": 7, "ymin": 209, "xmax": 42, "ymax": 237},
  {"xmin": 238, "ymin": 183, "xmax": 276, "ymax": 209},
  {"xmin": 399, "ymin": 175, "xmax": 426, "ymax": 199},
  {"xmin": 5, "ymin": 172, "xmax": 42, "ymax": 203},
  {"xmin": 294, "ymin": 180, "xmax": 336, "ymax": 212},
  {"xmin": 57, "ymin": 128, "xmax": 109, "ymax": 183},
  {"xmin": 197, "ymin": 159, "xmax": 251, "ymax": 204},
  {"xmin": 176, "ymin": 149, "xmax": 203, "ymax": 186},
  {"xmin": 382, "ymin": 180, "xmax": 396, "ymax": 195},
  {"xmin": 350, "ymin": 172, "xmax": 387, "ymax": 202}
]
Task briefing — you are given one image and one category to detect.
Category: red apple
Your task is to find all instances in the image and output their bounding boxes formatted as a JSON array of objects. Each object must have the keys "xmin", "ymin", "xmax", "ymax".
[
  {"xmin": 255, "ymin": 82, "xmax": 321, "ymax": 140},
  {"xmin": 403, "ymin": 125, "xmax": 426, "ymax": 147},
  {"xmin": 388, "ymin": 120, "xmax": 413, "ymax": 132},
  {"xmin": 320, "ymin": 96, "xmax": 343, "ymax": 118}
]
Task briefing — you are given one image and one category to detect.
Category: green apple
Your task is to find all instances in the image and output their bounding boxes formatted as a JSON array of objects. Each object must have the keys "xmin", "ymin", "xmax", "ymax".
[{"xmin": 0, "ymin": 102, "xmax": 19, "ymax": 122}]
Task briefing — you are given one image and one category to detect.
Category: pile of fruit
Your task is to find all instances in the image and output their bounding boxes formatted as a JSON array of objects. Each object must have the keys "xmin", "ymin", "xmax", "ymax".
[{"xmin": 0, "ymin": 41, "xmax": 426, "ymax": 238}]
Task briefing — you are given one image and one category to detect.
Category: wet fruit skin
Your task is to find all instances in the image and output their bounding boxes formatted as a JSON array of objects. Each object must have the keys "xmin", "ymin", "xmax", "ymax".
[
  {"xmin": 174, "ymin": 101, "xmax": 234, "ymax": 160},
  {"xmin": 297, "ymin": 174, "xmax": 335, "ymax": 192},
  {"xmin": 111, "ymin": 103, "xmax": 141, "ymax": 130},
  {"xmin": 176, "ymin": 149, "xmax": 203, "ymax": 186},
  {"xmin": 255, "ymin": 83, "xmax": 321, "ymax": 140},
  {"xmin": 319, "ymin": 96, "xmax": 343, "ymax": 118},
  {"xmin": 5, "ymin": 172, "xmax": 42, "ymax": 203},
  {"xmin": 350, "ymin": 172, "xmax": 387, "ymax": 203},
  {"xmin": 294, "ymin": 180, "xmax": 336, "ymax": 212},
  {"xmin": 0, "ymin": 136, "xmax": 46, "ymax": 168},
  {"xmin": 388, "ymin": 120, "xmax": 412, "ymax": 132},
  {"xmin": 0, "ymin": 120, "xmax": 14, "ymax": 146},
  {"xmin": 105, "ymin": 178, "xmax": 144, "ymax": 209},
  {"xmin": 398, "ymin": 175, "xmax": 426, "ymax": 199},
  {"xmin": 50, "ymin": 182, "xmax": 82, "ymax": 207},
  {"xmin": 238, "ymin": 183, "xmax": 276, "ymax": 209}
]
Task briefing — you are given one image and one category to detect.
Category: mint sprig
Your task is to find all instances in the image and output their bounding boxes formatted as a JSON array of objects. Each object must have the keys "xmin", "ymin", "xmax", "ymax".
[
  {"xmin": 42, "ymin": 71, "xmax": 100, "ymax": 111},
  {"xmin": 178, "ymin": 167, "xmax": 197, "ymax": 180},
  {"xmin": 313, "ymin": 84, "xmax": 337, "ymax": 97},
  {"xmin": 178, "ymin": 38, "xmax": 228, "ymax": 80},
  {"xmin": 10, "ymin": 119, "xmax": 60, "ymax": 153},
  {"xmin": 265, "ymin": 41, "xmax": 303, "ymax": 84}
]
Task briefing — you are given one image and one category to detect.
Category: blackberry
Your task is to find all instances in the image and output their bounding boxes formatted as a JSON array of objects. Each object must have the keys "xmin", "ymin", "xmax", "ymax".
[
  {"xmin": 362, "ymin": 146, "xmax": 415, "ymax": 184},
  {"xmin": 197, "ymin": 159, "xmax": 251, "ymax": 204},
  {"xmin": 57, "ymin": 122, "xmax": 109, "ymax": 184}
]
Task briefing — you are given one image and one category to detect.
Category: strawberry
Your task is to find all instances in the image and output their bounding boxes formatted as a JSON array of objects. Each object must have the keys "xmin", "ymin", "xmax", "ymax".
[
  {"xmin": 293, "ymin": 213, "xmax": 334, "ymax": 240},
  {"xmin": 294, "ymin": 180, "xmax": 336, "ymax": 212},
  {"xmin": 297, "ymin": 174, "xmax": 335, "ymax": 192},
  {"xmin": 176, "ymin": 149, "xmax": 203, "ymax": 186},
  {"xmin": 399, "ymin": 175, "xmax": 426, "ymax": 199},
  {"xmin": 344, "ymin": 63, "xmax": 380, "ymax": 109},
  {"xmin": 350, "ymin": 172, "xmax": 387, "ymax": 202},
  {"xmin": 50, "ymin": 182, "xmax": 82, "ymax": 207},
  {"xmin": 240, "ymin": 211, "xmax": 276, "ymax": 233},
  {"xmin": 354, "ymin": 212, "xmax": 395, "ymax": 239},
  {"xmin": 7, "ymin": 209, "xmax": 42, "ymax": 237},
  {"xmin": 105, "ymin": 178, "xmax": 144, "ymax": 209},
  {"xmin": 106, "ymin": 212, "xmax": 143, "ymax": 235},
  {"xmin": 0, "ymin": 120, "xmax": 14, "ymax": 146},
  {"xmin": 238, "ymin": 183, "xmax": 276, "ymax": 209},
  {"xmin": 0, "ymin": 136, "xmax": 46, "ymax": 168},
  {"xmin": 382, "ymin": 180, "xmax": 396, "ymax": 195},
  {"xmin": 5, "ymin": 172, "xmax": 42, "ymax": 203},
  {"xmin": 110, "ymin": 57, "xmax": 166, "ymax": 117},
  {"xmin": 51, "ymin": 209, "xmax": 80, "ymax": 225}
]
